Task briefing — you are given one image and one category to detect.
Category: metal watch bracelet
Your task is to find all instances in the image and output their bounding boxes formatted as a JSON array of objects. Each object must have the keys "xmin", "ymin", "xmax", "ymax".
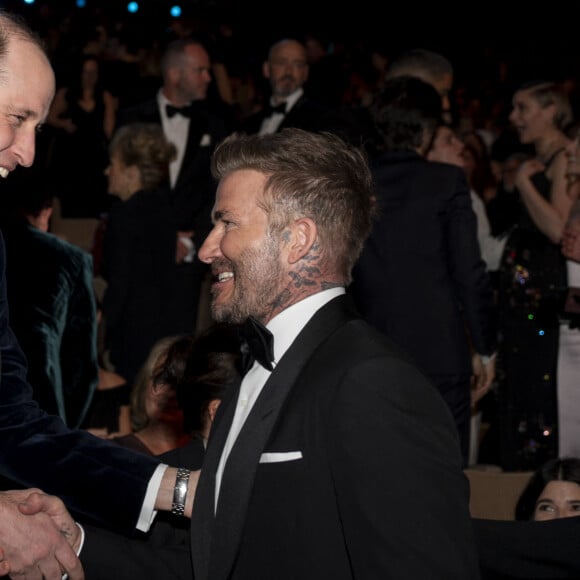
[{"xmin": 171, "ymin": 468, "xmax": 190, "ymax": 516}]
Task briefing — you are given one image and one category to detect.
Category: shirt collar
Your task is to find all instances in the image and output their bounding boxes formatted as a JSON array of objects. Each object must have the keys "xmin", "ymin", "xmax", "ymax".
[{"xmin": 267, "ymin": 287, "xmax": 344, "ymax": 365}]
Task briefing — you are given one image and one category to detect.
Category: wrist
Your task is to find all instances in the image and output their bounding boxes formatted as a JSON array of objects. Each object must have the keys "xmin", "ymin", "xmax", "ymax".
[{"xmin": 171, "ymin": 468, "xmax": 190, "ymax": 516}]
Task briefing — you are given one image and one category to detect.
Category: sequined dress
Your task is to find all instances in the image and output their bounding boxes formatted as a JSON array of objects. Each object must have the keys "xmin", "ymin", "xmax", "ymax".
[{"xmin": 496, "ymin": 153, "xmax": 567, "ymax": 471}]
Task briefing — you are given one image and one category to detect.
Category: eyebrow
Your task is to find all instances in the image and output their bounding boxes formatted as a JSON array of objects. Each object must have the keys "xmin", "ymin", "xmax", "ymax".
[
  {"xmin": 213, "ymin": 209, "xmax": 233, "ymax": 222},
  {"xmin": 10, "ymin": 106, "xmax": 39, "ymax": 120}
]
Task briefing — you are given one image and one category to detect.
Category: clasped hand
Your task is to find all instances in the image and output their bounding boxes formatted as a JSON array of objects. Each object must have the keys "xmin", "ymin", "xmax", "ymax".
[{"xmin": 0, "ymin": 489, "xmax": 83, "ymax": 580}]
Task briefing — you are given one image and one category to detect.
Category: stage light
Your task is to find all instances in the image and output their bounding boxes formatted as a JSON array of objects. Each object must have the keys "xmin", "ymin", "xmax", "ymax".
[
  {"xmin": 127, "ymin": 1, "xmax": 139, "ymax": 13},
  {"xmin": 76, "ymin": 0, "xmax": 86, "ymax": 6},
  {"xmin": 170, "ymin": 5, "xmax": 182, "ymax": 17}
]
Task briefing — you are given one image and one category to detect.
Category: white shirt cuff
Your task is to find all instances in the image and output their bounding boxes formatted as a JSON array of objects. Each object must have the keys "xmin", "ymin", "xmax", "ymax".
[
  {"xmin": 62, "ymin": 523, "xmax": 85, "ymax": 580},
  {"xmin": 136, "ymin": 463, "xmax": 168, "ymax": 532}
]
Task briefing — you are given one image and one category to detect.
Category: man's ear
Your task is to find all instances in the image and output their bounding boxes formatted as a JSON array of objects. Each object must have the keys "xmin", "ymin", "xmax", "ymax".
[
  {"xmin": 166, "ymin": 66, "xmax": 180, "ymax": 85},
  {"xmin": 287, "ymin": 217, "xmax": 317, "ymax": 264}
]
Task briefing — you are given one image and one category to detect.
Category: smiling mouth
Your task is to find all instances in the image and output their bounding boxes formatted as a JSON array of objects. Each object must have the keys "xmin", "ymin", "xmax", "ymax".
[{"xmin": 216, "ymin": 271, "xmax": 234, "ymax": 283}]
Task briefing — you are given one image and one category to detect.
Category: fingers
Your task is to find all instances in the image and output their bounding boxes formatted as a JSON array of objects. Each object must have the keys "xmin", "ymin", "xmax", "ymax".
[{"xmin": 55, "ymin": 546, "xmax": 85, "ymax": 580}]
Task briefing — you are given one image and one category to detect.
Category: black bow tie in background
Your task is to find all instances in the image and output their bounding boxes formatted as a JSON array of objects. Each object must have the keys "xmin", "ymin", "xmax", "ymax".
[
  {"xmin": 265, "ymin": 102, "xmax": 287, "ymax": 116},
  {"xmin": 239, "ymin": 316, "xmax": 275, "ymax": 374},
  {"xmin": 166, "ymin": 103, "xmax": 194, "ymax": 118}
]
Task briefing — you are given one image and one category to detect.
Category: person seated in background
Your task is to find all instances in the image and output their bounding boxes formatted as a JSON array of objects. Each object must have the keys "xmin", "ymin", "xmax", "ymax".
[
  {"xmin": 82, "ymin": 301, "xmax": 132, "ymax": 439},
  {"xmin": 0, "ymin": 165, "xmax": 99, "ymax": 429},
  {"xmin": 113, "ymin": 334, "xmax": 196, "ymax": 456},
  {"xmin": 162, "ymin": 321, "xmax": 242, "ymax": 467},
  {"xmin": 515, "ymin": 457, "xmax": 580, "ymax": 521}
]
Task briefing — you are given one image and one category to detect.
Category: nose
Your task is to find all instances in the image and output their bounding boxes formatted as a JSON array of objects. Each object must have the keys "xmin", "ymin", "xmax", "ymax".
[
  {"xmin": 197, "ymin": 226, "xmax": 221, "ymax": 264},
  {"xmin": 12, "ymin": 129, "xmax": 36, "ymax": 167}
]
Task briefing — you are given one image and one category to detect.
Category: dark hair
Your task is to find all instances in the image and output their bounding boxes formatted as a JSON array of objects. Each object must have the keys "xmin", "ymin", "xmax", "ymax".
[
  {"xmin": 131, "ymin": 334, "xmax": 192, "ymax": 431},
  {"xmin": 160, "ymin": 37, "xmax": 207, "ymax": 78},
  {"xmin": 370, "ymin": 76, "xmax": 442, "ymax": 152},
  {"xmin": 175, "ymin": 323, "xmax": 242, "ymax": 438},
  {"xmin": 515, "ymin": 457, "xmax": 580, "ymax": 520}
]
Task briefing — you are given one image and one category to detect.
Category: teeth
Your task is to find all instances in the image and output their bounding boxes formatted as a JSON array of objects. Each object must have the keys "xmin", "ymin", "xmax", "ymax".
[
  {"xmin": 217, "ymin": 272, "xmax": 233, "ymax": 282},
  {"xmin": 0, "ymin": 168, "xmax": 8, "ymax": 178}
]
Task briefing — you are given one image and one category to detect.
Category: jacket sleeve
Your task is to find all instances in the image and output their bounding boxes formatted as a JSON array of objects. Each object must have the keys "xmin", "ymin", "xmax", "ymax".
[
  {"xmin": 0, "ymin": 232, "xmax": 160, "ymax": 533},
  {"xmin": 59, "ymin": 248, "xmax": 99, "ymax": 429},
  {"xmin": 445, "ymin": 169, "xmax": 497, "ymax": 356}
]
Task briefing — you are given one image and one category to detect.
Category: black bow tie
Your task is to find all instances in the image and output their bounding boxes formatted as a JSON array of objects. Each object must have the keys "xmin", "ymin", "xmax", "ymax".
[
  {"xmin": 239, "ymin": 316, "xmax": 275, "ymax": 375},
  {"xmin": 166, "ymin": 103, "xmax": 194, "ymax": 118},
  {"xmin": 265, "ymin": 102, "xmax": 287, "ymax": 116}
]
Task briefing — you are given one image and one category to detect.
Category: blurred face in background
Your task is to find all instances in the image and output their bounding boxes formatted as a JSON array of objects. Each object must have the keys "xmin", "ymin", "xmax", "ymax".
[
  {"xmin": 264, "ymin": 40, "xmax": 309, "ymax": 101},
  {"xmin": 426, "ymin": 125, "xmax": 464, "ymax": 168},
  {"xmin": 533, "ymin": 481, "xmax": 580, "ymax": 521},
  {"xmin": 509, "ymin": 88, "xmax": 555, "ymax": 145}
]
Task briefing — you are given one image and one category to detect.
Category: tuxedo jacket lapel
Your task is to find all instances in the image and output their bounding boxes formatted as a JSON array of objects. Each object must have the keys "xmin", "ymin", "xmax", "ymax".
[
  {"xmin": 194, "ymin": 295, "xmax": 353, "ymax": 580},
  {"xmin": 190, "ymin": 379, "xmax": 240, "ymax": 580}
]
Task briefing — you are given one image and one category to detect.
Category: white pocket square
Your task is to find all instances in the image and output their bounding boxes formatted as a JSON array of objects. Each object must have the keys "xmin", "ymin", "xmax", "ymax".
[
  {"xmin": 259, "ymin": 451, "xmax": 303, "ymax": 463},
  {"xmin": 200, "ymin": 134, "xmax": 211, "ymax": 147}
]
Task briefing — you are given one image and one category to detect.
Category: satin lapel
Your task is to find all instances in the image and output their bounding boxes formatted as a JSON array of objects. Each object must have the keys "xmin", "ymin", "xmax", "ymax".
[
  {"xmin": 190, "ymin": 379, "xmax": 241, "ymax": 580},
  {"xmin": 208, "ymin": 295, "xmax": 355, "ymax": 580}
]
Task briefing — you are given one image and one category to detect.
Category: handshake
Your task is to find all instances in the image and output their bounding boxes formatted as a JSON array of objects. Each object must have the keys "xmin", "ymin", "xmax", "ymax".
[{"xmin": 0, "ymin": 489, "xmax": 84, "ymax": 580}]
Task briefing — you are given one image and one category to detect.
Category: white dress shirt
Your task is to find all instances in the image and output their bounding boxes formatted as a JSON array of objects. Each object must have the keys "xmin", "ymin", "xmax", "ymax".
[
  {"xmin": 158, "ymin": 90, "xmax": 190, "ymax": 188},
  {"xmin": 259, "ymin": 87, "xmax": 303, "ymax": 135},
  {"xmin": 214, "ymin": 286, "xmax": 345, "ymax": 509}
]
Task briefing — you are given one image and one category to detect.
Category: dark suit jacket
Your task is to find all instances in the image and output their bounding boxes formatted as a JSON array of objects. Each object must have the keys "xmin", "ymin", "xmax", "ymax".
[
  {"xmin": 2, "ymin": 219, "xmax": 98, "ymax": 428},
  {"xmin": 191, "ymin": 295, "xmax": 479, "ymax": 580},
  {"xmin": 0, "ymin": 231, "xmax": 160, "ymax": 532},
  {"xmin": 351, "ymin": 150, "xmax": 497, "ymax": 380},
  {"xmin": 116, "ymin": 97, "xmax": 232, "ymax": 239},
  {"xmin": 240, "ymin": 94, "xmax": 364, "ymax": 146},
  {"xmin": 102, "ymin": 188, "xmax": 204, "ymax": 383},
  {"xmin": 78, "ymin": 295, "xmax": 479, "ymax": 579}
]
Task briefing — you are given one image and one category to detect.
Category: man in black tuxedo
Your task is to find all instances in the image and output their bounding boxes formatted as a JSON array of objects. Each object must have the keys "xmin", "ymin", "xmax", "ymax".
[
  {"xmin": 0, "ymin": 11, "xmax": 198, "ymax": 578},
  {"xmin": 350, "ymin": 76, "xmax": 497, "ymax": 466},
  {"xmin": 240, "ymin": 38, "xmax": 362, "ymax": 146},
  {"xmin": 73, "ymin": 128, "xmax": 481, "ymax": 579},
  {"xmin": 115, "ymin": 37, "xmax": 233, "ymax": 244}
]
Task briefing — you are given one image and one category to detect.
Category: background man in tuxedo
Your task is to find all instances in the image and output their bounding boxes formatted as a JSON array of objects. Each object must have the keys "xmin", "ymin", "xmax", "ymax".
[
  {"xmin": 116, "ymin": 37, "xmax": 232, "ymax": 237},
  {"xmin": 240, "ymin": 38, "xmax": 362, "ymax": 145},
  {"xmin": 0, "ymin": 11, "xmax": 198, "ymax": 579},
  {"xmin": 115, "ymin": 37, "xmax": 234, "ymax": 335}
]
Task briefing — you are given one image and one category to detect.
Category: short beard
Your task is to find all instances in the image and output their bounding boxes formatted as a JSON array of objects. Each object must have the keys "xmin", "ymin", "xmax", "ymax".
[{"xmin": 211, "ymin": 231, "xmax": 284, "ymax": 324}]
